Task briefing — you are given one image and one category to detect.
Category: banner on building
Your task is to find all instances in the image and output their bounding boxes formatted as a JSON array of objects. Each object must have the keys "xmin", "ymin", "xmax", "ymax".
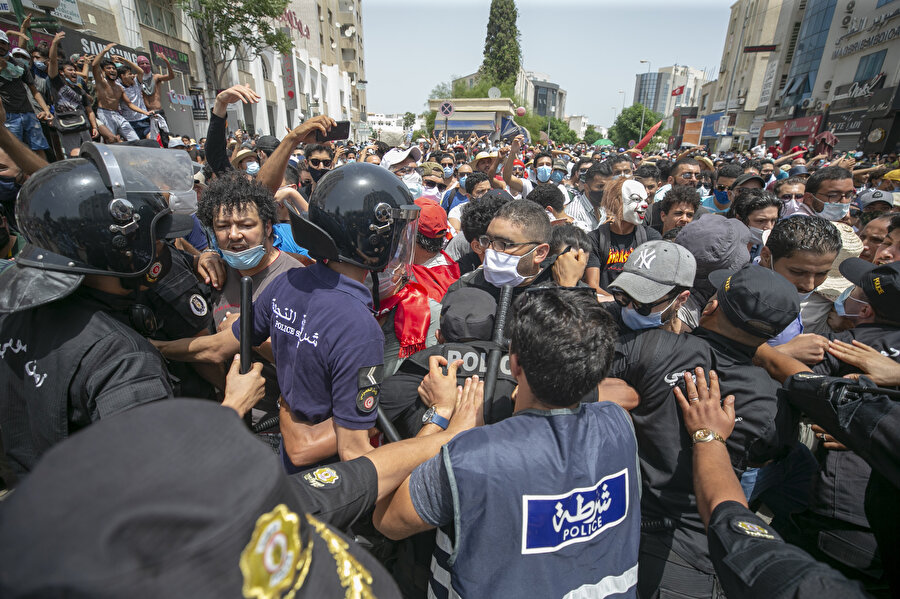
[
  {"xmin": 149, "ymin": 41, "xmax": 190, "ymax": 74},
  {"xmin": 682, "ymin": 119, "xmax": 703, "ymax": 146},
  {"xmin": 58, "ymin": 27, "xmax": 150, "ymax": 66},
  {"xmin": 190, "ymin": 89, "xmax": 208, "ymax": 121},
  {"xmin": 279, "ymin": 37, "xmax": 298, "ymax": 111}
]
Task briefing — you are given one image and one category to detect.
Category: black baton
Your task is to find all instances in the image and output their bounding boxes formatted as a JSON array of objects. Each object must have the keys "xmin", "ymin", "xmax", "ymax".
[
  {"xmin": 483, "ymin": 285, "xmax": 514, "ymax": 424},
  {"xmin": 239, "ymin": 276, "xmax": 252, "ymax": 374},
  {"xmin": 377, "ymin": 406, "xmax": 402, "ymax": 443}
]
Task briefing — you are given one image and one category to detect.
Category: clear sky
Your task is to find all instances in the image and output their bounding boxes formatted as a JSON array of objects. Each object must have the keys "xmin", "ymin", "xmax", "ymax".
[{"xmin": 361, "ymin": 0, "xmax": 733, "ymax": 129}]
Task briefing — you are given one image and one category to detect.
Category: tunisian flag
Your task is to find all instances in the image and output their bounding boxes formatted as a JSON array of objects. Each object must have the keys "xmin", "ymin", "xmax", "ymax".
[
  {"xmin": 671, "ymin": 85, "xmax": 685, "ymax": 96},
  {"xmin": 635, "ymin": 120, "xmax": 663, "ymax": 150}
]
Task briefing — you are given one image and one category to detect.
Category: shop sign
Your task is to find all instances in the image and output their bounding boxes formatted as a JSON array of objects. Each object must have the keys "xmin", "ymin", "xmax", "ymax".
[
  {"xmin": 832, "ymin": 25, "xmax": 900, "ymax": 59},
  {"xmin": 58, "ymin": 26, "xmax": 149, "ymax": 66},
  {"xmin": 826, "ymin": 110, "xmax": 867, "ymax": 135},
  {"xmin": 783, "ymin": 115, "xmax": 822, "ymax": 138},
  {"xmin": 863, "ymin": 87, "xmax": 896, "ymax": 118},
  {"xmin": 149, "ymin": 41, "xmax": 190, "ymax": 74},
  {"xmin": 168, "ymin": 89, "xmax": 193, "ymax": 107},
  {"xmin": 190, "ymin": 89, "xmax": 207, "ymax": 121},
  {"xmin": 280, "ymin": 9, "xmax": 311, "ymax": 39}
]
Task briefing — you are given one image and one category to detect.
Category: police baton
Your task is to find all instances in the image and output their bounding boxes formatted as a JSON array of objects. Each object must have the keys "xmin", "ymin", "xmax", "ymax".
[
  {"xmin": 483, "ymin": 285, "xmax": 514, "ymax": 424},
  {"xmin": 239, "ymin": 276, "xmax": 252, "ymax": 374}
]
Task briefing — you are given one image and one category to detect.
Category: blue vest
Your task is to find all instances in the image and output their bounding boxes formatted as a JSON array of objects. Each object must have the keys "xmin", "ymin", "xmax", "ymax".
[{"xmin": 429, "ymin": 402, "xmax": 640, "ymax": 598}]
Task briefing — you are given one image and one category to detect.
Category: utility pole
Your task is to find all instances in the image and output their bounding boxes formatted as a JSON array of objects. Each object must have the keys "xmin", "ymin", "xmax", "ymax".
[
  {"xmin": 722, "ymin": 0, "xmax": 752, "ymax": 150},
  {"xmin": 639, "ymin": 60, "xmax": 652, "ymax": 139}
]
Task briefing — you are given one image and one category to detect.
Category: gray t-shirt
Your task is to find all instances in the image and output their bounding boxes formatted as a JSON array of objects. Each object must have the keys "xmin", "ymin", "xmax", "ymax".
[
  {"xmin": 117, "ymin": 79, "xmax": 147, "ymax": 122},
  {"xmin": 409, "ymin": 450, "xmax": 454, "ymax": 526},
  {"xmin": 213, "ymin": 250, "xmax": 302, "ymax": 325}
]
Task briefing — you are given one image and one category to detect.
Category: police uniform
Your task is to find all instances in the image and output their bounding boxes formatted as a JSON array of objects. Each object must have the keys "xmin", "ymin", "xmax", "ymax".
[
  {"xmin": 410, "ymin": 401, "xmax": 641, "ymax": 598},
  {"xmin": 0, "ymin": 269, "xmax": 173, "ymax": 483},
  {"xmin": 0, "ymin": 399, "xmax": 401, "ymax": 598},
  {"xmin": 609, "ymin": 263, "xmax": 801, "ymax": 598}
]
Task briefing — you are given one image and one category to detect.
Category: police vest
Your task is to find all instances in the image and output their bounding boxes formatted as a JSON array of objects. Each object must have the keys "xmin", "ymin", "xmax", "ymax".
[
  {"xmin": 429, "ymin": 402, "xmax": 640, "ymax": 598},
  {"xmin": 407, "ymin": 340, "xmax": 516, "ymax": 423}
]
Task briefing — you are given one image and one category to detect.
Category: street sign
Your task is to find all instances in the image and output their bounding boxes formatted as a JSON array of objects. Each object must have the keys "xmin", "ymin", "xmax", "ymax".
[
  {"xmin": 438, "ymin": 101, "xmax": 455, "ymax": 118},
  {"xmin": 627, "ymin": 140, "xmax": 636, "ymax": 148},
  {"xmin": 488, "ymin": 87, "xmax": 501, "ymax": 99},
  {"xmin": 743, "ymin": 45, "xmax": 777, "ymax": 53}
]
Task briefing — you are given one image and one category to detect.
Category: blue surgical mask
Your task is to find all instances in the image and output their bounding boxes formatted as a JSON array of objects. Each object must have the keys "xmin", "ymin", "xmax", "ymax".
[
  {"xmin": 713, "ymin": 189, "xmax": 730, "ymax": 205},
  {"xmin": 621, "ymin": 305, "xmax": 664, "ymax": 330},
  {"xmin": 834, "ymin": 285, "xmax": 867, "ymax": 317},
  {"xmin": 536, "ymin": 165, "xmax": 552, "ymax": 183},
  {"xmin": 458, "ymin": 175, "xmax": 467, "ymax": 191},
  {"xmin": 34, "ymin": 60, "xmax": 46, "ymax": 71},
  {"xmin": 817, "ymin": 200, "xmax": 850, "ymax": 221},
  {"xmin": 221, "ymin": 245, "xmax": 266, "ymax": 270},
  {"xmin": 550, "ymin": 170, "xmax": 564, "ymax": 184},
  {"xmin": 443, "ymin": 166, "xmax": 454, "ymax": 178},
  {"xmin": 245, "ymin": 161, "xmax": 260, "ymax": 175}
]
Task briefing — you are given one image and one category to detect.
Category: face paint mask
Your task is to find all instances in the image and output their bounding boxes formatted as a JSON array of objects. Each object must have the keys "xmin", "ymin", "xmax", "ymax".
[
  {"xmin": 443, "ymin": 166, "xmax": 454, "ymax": 178},
  {"xmin": 713, "ymin": 189, "xmax": 730, "ymax": 205},
  {"xmin": 458, "ymin": 175, "xmax": 467, "ymax": 192},
  {"xmin": 748, "ymin": 226, "xmax": 765, "ymax": 246},
  {"xmin": 244, "ymin": 161, "xmax": 260, "ymax": 176},
  {"xmin": 221, "ymin": 244, "xmax": 266, "ymax": 270},
  {"xmin": 402, "ymin": 172, "xmax": 424, "ymax": 198},
  {"xmin": 483, "ymin": 246, "xmax": 536, "ymax": 287},
  {"xmin": 536, "ymin": 165, "xmax": 552, "ymax": 183},
  {"xmin": 621, "ymin": 180, "xmax": 649, "ymax": 225},
  {"xmin": 308, "ymin": 166, "xmax": 329, "ymax": 182},
  {"xmin": 550, "ymin": 170, "xmax": 564, "ymax": 184},
  {"xmin": 817, "ymin": 200, "xmax": 850, "ymax": 221}
]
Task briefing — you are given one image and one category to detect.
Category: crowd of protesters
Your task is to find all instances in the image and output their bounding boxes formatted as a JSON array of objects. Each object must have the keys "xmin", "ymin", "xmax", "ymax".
[{"xmin": 0, "ymin": 67, "xmax": 899, "ymax": 599}]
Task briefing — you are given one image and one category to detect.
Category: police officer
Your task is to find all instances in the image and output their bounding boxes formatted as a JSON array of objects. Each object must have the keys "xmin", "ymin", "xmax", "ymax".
[
  {"xmin": 155, "ymin": 162, "xmax": 420, "ymax": 471},
  {"xmin": 375, "ymin": 287, "xmax": 641, "ymax": 598},
  {"xmin": 379, "ymin": 287, "xmax": 516, "ymax": 437},
  {"xmin": 672, "ymin": 368, "xmax": 870, "ymax": 599},
  {"xmin": 0, "ymin": 393, "xmax": 480, "ymax": 598},
  {"xmin": 0, "ymin": 142, "xmax": 262, "ymax": 485},
  {"xmin": 608, "ymin": 263, "xmax": 801, "ymax": 598}
]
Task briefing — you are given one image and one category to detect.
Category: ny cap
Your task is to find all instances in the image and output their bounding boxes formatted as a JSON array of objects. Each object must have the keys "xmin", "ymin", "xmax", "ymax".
[
  {"xmin": 609, "ymin": 240, "xmax": 696, "ymax": 304},
  {"xmin": 708, "ymin": 263, "xmax": 799, "ymax": 339},
  {"xmin": 839, "ymin": 258, "xmax": 900, "ymax": 321}
]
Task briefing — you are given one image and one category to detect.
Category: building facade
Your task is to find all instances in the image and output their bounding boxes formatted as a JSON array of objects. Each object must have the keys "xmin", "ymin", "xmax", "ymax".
[{"xmin": 452, "ymin": 67, "xmax": 567, "ymax": 120}]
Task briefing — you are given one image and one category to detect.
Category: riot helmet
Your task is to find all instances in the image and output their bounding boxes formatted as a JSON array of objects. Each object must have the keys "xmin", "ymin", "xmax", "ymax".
[
  {"xmin": 14, "ymin": 142, "xmax": 194, "ymax": 278},
  {"xmin": 287, "ymin": 162, "xmax": 419, "ymax": 296}
]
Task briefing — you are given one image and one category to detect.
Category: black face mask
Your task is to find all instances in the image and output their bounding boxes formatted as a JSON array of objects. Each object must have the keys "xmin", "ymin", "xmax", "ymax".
[
  {"xmin": 588, "ymin": 190, "xmax": 605, "ymax": 207},
  {"xmin": 308, "ymin": 166, "xmax": 329, "ymax": 183}
]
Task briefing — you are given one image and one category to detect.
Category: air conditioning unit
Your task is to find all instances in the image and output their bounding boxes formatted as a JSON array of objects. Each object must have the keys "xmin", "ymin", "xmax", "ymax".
[
  {"xmin": 842, "ymin": 15, "xmax": 852, "ymax": 27},
  {"xmin": 814, "ymin": 100, "xmax": 824, "ymax": 111},
  {"xmin": 823, "ymin": 80, "xmax": 832, "ymax": 90},
  {"xmin": 846, "ymin": 1, "xmax": 855, "ymax": 12},
  {"xmin": 800, "ymin": 98, "xmax": 813, "ymax": 109}
]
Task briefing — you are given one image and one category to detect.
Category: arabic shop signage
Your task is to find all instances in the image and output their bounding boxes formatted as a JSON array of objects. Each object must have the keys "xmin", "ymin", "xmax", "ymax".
[
  {"xmin": 832, "ymin": 25, "xmax": 900, "ymax": 59},
  {"xmin": 834, "ymin": 6, "xmax": 900, "ymax": 47},
  {"xmin": 149, "ymin": 41, "xmax": 190, "ymax": 74}
]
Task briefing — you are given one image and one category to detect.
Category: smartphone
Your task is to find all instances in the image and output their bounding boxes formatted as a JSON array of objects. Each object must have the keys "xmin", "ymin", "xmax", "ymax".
[{"xmin": 316, "ymin": 120, "xmax": 350, "ymax": 142}]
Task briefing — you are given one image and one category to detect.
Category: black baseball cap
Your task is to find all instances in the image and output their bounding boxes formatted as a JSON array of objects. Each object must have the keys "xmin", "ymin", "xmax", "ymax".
[
  {"xmin": 731, "ymin": 173, "xmax": 765, "ymax": 190},
  {"xmin": 839, "ymin": 258, "xmax": 900, "ymax": 322},
  {"xmin": 440, "ymin": 287, "xmax": 497, "ymax": 342},
  {"xmin": 255, "ymin": 134, "xmax": 280, "ymax": 154},
  {"xmin": 708, "ymin": 263, "xmax": 799, "ymax": 339}
]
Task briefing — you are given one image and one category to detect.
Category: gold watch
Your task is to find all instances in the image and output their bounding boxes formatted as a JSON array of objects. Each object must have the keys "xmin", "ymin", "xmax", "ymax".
[{"xmin": 692, "ymin": 428, "xmax": 726, "ymax": 445}]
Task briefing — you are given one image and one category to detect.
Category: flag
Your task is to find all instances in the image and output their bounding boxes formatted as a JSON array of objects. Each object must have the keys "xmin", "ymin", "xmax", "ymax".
[
  {"xmin": 635, "ymin": 120, "xmax": 663, "ymax": 150},
  {"xmin": 671, "ymin": 85, "xmax": 685, "ymax": 97}
]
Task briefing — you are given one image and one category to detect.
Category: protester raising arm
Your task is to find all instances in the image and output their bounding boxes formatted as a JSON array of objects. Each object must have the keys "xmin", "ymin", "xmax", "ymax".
[
  {"xmin": 256, "ymin": 115, "xmax": 336, "ymax": 194},
  {"xmin": 502, "ymin": 134, "xmax": 528, "ymax": 194},
  {"xmin": 206, "ymin": 85, "xmax": 260, "ymax": 174}
]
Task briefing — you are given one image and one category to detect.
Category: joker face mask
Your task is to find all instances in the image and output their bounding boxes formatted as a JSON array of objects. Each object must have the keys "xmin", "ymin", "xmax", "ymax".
[{"xmin": 621, "ymin": 179, "xmax": 649, "ymax": 225}]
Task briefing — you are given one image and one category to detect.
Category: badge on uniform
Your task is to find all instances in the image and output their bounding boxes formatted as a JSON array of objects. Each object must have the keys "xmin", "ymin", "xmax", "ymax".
[
  {"xmin": 239, "ymin": 503, "xmax": 312, "ymax": 598},
  {"xmin": 356, "ymin": 365, "xmax": 383, "ymax": 414},
  {"xmin": 731, "ymin": 519, "xmax": 775, "ymax": 540},
  {"xmin": 303, "ymin": 467, "xmax": 341, "ymax": 488},
  {"xmin": 189, "ymin": 293, "xmax": 208, "ymax": 317},
  {"xmin": 145, "ymin": 260, "xmax": 163, "ymax": 284}
]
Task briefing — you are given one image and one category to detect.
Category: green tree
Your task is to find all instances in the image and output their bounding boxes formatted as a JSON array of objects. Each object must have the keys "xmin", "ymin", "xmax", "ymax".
[
  {"xmin": 422, "ymin": 110, "xmax": 436, "ymax": 135},
  {"xmin": 402, "ymin": 111, "xmax": 416, "ymax": 130},
  {"xmin": 512, "ymin": 112, "xmax": 578, "ymax": 145},
  {"xmin": 428, "ymin": 81, "xmax": 453, "ymax": 100},
  {"xmin": 583, "ymin": 125, "xmax": 601, "ymax": 145},
  {"xmin": 608, "ymin": 104, "xmax": 663, "ymax": 149},
  {"xmin": 180, "ymin": 0, "xmax": 292, "ymax": 91},
  {"xmin": 481, "ymin": 0, "xmax": 521, "ymax": 84}
]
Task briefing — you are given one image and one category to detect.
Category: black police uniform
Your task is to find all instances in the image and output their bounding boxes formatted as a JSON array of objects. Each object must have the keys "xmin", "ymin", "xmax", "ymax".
[
  {"xmin": 787, "ymin": 323, "xmax": 900, "ymax": 586},
  {"xmin": 379, "ymin": 340, "xmax": 516, "ymax": 437},
  {"xmin": 706, "ymin": 500, "xmax": 868, "ymax": 599},
  {"xmin": 0, "ymin": 276, "xmax": 173, "ymax": 483},
  {"xmin": 609, "ymin": 326, "xmax": 794, "ymax": 597}
]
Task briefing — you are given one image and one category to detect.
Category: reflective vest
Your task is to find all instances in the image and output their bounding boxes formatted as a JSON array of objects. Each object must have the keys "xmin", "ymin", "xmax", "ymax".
[{"xmin": 430, "ymin": 402, "xmax": 641, "ymax": 598}]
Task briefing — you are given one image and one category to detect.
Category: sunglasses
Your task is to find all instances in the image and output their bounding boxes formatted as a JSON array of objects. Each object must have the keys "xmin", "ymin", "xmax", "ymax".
[
  {"xmin": 779, "ymin": 193, "xmax": 804, "ymax": 201},
  {"xmin": 611, "ymin": 290, "xmax": 677, "ymax": 316},
  {"xmin": 308, "ymin": 158, "xmax": 332, "ymax": 168},
  {"xmin": 715, "ymin": 184, "xmax": 730, "ymax": 191},
  {"xmin": 678, "ymin": 172, "xmax": 702, "ymax": 180},
  {"xmin": 440, "ymin": 162, "xmax": 455, "ymax": 169},
  {"xmin": 423, "ymin": 180, "xmax": 448, "ymax": 192},
  {"xmin": 392, "ymin": 165, "xmax": 424, "ymax": 176}
]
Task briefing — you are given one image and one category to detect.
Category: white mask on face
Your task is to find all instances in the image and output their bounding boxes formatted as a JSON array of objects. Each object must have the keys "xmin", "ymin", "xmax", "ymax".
[{"xmin": 621, "ymin": 179, "xmax": 649, "ymax": 225}]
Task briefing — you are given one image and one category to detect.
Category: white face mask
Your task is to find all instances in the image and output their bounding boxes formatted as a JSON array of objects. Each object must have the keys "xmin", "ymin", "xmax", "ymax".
[
  {"xmin": 748, "ymin": 226, "xmax": 765, "ymax": 246},
  {"xmin": 621, "ymin": 180, "xmax": 649, "ymax": 225},
  {"xmin": 422, "ymin": 186, "xmax": 442, "ymax": 201},
  {"xmin": 402, "ymin": 171, "xmax": 423, "ymax": 198},
  {"xmin": 483, "ymin": 247, "xmax": 536, "ymax": 287}
]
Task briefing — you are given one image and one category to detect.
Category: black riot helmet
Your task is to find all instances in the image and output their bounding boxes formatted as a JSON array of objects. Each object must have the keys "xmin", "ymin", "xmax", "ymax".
[
  {"xmin": 13, "ymin": 142, "xmax": 194, "ymax": 278},
  {"xmin": 287, "ymin": 162, "xmax": 420, "ymax": 273}
]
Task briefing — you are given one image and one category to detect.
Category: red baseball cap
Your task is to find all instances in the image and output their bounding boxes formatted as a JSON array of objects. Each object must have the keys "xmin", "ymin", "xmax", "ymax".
[{"xmin": 414, "ymin": 198, "xmax": 449, "ymax": 238}]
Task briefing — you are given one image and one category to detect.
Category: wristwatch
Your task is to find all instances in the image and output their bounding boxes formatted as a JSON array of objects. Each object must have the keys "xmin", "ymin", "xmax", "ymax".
[
  {"xmin": 422, "ymin": 406, "xmax": 450, "ymax": 430},
  {"xmin": 691, "ymin": 428, "xmax": 726, "ymax": 445}
]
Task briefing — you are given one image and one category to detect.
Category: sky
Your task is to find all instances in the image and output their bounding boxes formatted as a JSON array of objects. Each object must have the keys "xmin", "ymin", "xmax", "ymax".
[{"xmin": 361, "ymin": 0, "xmax": 733, "ymax": 129}]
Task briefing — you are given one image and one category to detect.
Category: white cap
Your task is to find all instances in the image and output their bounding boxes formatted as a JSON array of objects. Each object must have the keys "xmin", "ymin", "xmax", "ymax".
[{"xmin": 381, "ymin": 146, "xmax": 422, "ymax": 171}]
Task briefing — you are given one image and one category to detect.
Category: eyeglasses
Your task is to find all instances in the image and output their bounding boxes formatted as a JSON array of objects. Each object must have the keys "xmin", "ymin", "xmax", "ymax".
[
  {"xmin": 423, "ymin": 180, "xmax": 448, "ymax": 192},
  {"xmin": 308, "ymin": 158, "xmax": 332, "ymax": 168},
  {"xmin": 477, "ymin": 235, "xmax": 541, "ymax": 252},
  {"xmin": 779, "ymin": 193, "xmax": 804, "ymax": 201},
  {"xmin": 392, "ymin": 165, "xmax": 424, "ymax": 176},
  {"xmin": 678, "ymin": 172, "xmax": 702, "ymax": 180},
  {"xmin": 611, "ymin": 290, "xmax": 677, "ymax": 316},
  {"xmin": 815, "ymin": 191, "xmax": 857, "ymax": 202}
]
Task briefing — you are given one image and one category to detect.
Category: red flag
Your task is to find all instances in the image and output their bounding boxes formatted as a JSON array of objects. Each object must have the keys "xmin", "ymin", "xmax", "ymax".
[
  {"xmin": 635, "ymin": 120, "xmax": 663, "ymax": 150},
  {"xmin": 671, "ymin": 85, "xmax": 685, "ymax": 96}
]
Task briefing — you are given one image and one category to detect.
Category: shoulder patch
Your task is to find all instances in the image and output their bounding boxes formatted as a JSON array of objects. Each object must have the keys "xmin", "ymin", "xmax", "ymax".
[
  {"xmin": 357, "ymin": 365, "xmax": 384, "ymax": 389},
  {"xmin": 189, "ymin": 293, "xmax": 208, "ymax": 317},
  {"xmin": 303, "ymin": 467, "xmax": 341, "ymax": 488},
  {"xmin": 731, "ymin": 519, "xmax": 775, "ymax": 540},
  {"xmin": 356, "ymin": 386, "xmax": 379, "ymax": 413}
]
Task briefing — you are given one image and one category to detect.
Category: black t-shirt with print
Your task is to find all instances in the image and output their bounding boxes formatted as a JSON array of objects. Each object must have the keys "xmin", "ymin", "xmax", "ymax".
[
  {"xmin": 595, "ymin": 225, "xmax": 662, "ymax": 290},
  {"xmin": 0, "ymin": 62, "xmax": 36, "ymax": 114}
]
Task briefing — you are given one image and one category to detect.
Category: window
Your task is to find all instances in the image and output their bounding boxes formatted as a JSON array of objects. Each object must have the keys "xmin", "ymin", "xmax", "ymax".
[
  {"xmin": 136, "ymin": 0, "xmax": 177, "ymax": 36},
  {"xmin": 854, "ymin": 50, "xmax": 886, "ymax": 82},
  {"xmin": 261, "ymin": 59, "xmax": 270, "ymax": 80},
  {"xmin": 876, "ymin": 0, "xmax": 895, "ymax": 7}
]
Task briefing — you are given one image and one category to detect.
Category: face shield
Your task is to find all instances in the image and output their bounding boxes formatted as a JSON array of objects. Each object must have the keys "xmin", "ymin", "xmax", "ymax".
[{"xmin": 370, "ymin": 215, "xmax": 417, "ymax": 301}]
